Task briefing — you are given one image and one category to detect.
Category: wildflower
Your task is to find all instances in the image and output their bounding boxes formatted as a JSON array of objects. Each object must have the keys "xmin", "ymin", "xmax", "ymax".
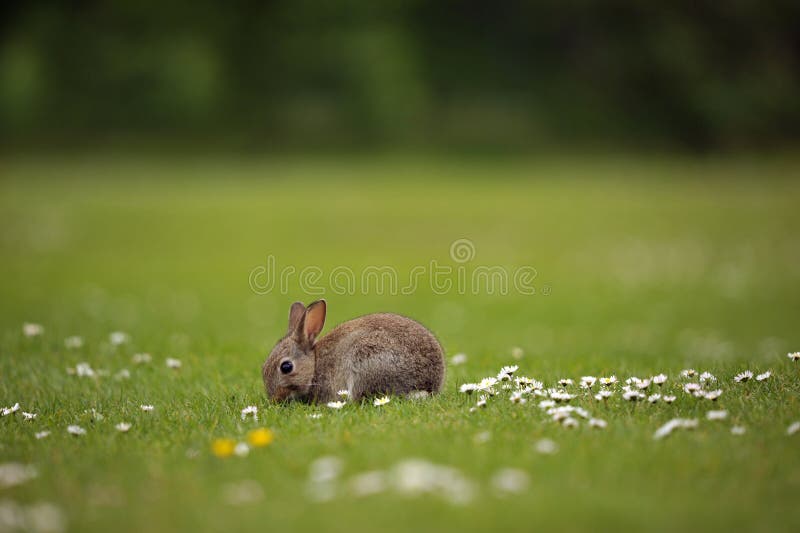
[
  {"xmin": 307, "ymin": 413, "xmax": 323, "ymax": 419},
  {"xmin": 115, "ymin": 422, "xmax": 131, "ymax": 432},
  {"xmin": 140, "ymin": 404, "xmax": 154, "ymax": 412},
  {"xmin": 623, "ymin": 390, "xmax": 645, "ymax": 401},
  {"xmin": 247, "ymin": 428, "xmax": 274, "ymax": 447},
  {"xmin": 1, "ymin": 403, "xmax": 20, "ymax": 416},
  {"xmin": 491, "ymin": 468, "xmax": 530, "ymax": 495},
  {"xmin": 449, "ymin": 353, "xmax": 467, "ymax": 366},
  {"xmin": 589, "ymin": 418, "xmax": 607, "ymax": 429},
  {"xmin": 67, "ymin": 425, "xmax": 86, "ymax": 436},
  {"xmin": 132, "ymin": 353, "xmax": 152, "ymax": 364},
  {"xmin": 23, "ymin": 323, "xmax": 44, "ymax": 337},
  {"xmin": 64, "ymin": 336, "xmax": 83, "ymax": 349},
  {"xmin": 538, "ymin": 400, "xmax": 556, "ymax": 409},
  {"xmin": 373, "ymin": 396, "xmax": 391, "ymax": 407},
  {"xmin": 166, "ymin": 358, "xmax": 182, "ymax": 369},
  {"xmin": 337, "ymin": 390, "xmax": 351, "ymax": 399},
  {"xmin": 580, "ymin": 376, "xmax": 597, "ymax": 389},
  {"xmin": 534, "ymin": 438, "xmax": 558, "ymax": 454},
  {"xmin": 734, "ymin": 370, "xmax": 753, "ymax": 383},
  {"xmin": 87, "ymin": 408, "xmax": 103, "ymax": 421},
  {"xmin": 653, "ymin": 418, "xmax": 698, "ymax": 439},
  {"xmin": 241, "ymin": 406, "xmax": 258, "ymax": 421},
  {"xmin": 114, "ymin": 368, "xmax": 131, "ymax": 380},
  {"xmin": 680, "ymin": 369, "xmax": 696, "ymax": 378},
  {"xmin": 785, "ymin": 421, "xmax": 800, "ymax": 436},
  {"xmin": 788, "ymin": 352, "xmax": 800, "ymax": 361},
  {"xmin": 595, "ymin": 390, "xmax": 613, "ymax": 401},
  {"xmin": 683, "ymin": 383, "xmax": 701, "ymax": 394},
  {"xmin": 459, "ymin": 383, "xmax": 478, "ymax": 394},
  {"xmin": 509, "ymin": 391, "xmax": 527, "ymax": 404},
  {"xmin": 514, "ymin": 376, "xmax": 534, "ymax": 388},
  {"xmin": 599, "ymin": 376, "xmax": 617, "ymax": 386},
  {"xmin": 212, "ymin": 438, "xmax": 236, "ymax": 458},
  {"xmin": 635, "ymin": 379, "xmax": 652, "ymax": 390},
  {"xmin": 558, "ymin": 378, "xmax": 573, "ymax": 387},
  {"xmin": 22, "ymin": 412, "xmax": 36, "ymax": 421},
  {"xmin": 731, "ymin": 426, "xmax": 746, "ymax": 435},
  {"xmin": 647, "ymin": 394, "xmax": 661, "ymax": 404},
  {"xmin": 477, "ymin": 377, "xmax": 498, "ymax": 391},
  {"xmin": 75, "ymin": 362, "xmax": 95, "ymax": 378},
  {"xmin": 663, "ymin": 395, "xmax": 677, "ymax": 404},
  {"xmin": 475, "ymin": 395, "xmax": 488, "ymax": 408},
  {"xmin": 550, "ymin": 391, "xmax": 575, "ymax": 403},
  {"xmin": 561, "ymin": 417, "xmax": 579, "ymax": 428},
  {"xmin": 652, "ymin": 374, "xmax": 667, "ymax": 386},
  {"xmin": 35, "ymin": 431, "xmax": 50, "ymax": 440},
  {"xmin": 511, "ymin": 346, "xmax": 524, "ymax": 360},
  {"xmin": 109, "ymin": 331, "xmax": 129, "ymax": 345},
  {"xmin": 327, "ymin": 401, "xmax": 346, "ymax": 409},
  {"xmin": 756, "ymin": 371, "xmax": 771, "ymax": 382},
  {"xmin": 498, "ymin": 365, "xmax": 518, "ymax": 381},
  {"xmin": 704, "ymin": 389, "xmax": 723, "ymax": 401},
  {"xmin": 625, "ymin": 377, "xmax": 641, "ymax": 386},
  {"xmin": 706, "ymin": 410, "xmax": 728, "ymax": 421},
  {"xmin": 699, "ymin": 372, "xmax": 716, "ymax": 382},
  {"xmin": 234, "ymin": 442, "xmax": 250, "ymax": 457}
]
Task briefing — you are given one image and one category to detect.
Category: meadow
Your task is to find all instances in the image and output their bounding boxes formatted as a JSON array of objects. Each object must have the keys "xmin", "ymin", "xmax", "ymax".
[{"xmin": 1, "ymin": 154, "xmax": 799, "ymax": 532}]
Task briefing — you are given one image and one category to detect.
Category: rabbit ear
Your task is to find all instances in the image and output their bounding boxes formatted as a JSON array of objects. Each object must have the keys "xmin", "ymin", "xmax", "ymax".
[
  {"xmin": 302, "ymin": 300, "xmax": 327, "ymax": 345},
  {"xmin": 287, "ymin": 302, "xmax": 306, "ymax": 334}
]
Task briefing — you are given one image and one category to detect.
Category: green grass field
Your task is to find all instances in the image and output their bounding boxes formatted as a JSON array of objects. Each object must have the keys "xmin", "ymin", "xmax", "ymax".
[{"xmin": 1, "ymin": 155, "xmax": 799, "ymax": 532}]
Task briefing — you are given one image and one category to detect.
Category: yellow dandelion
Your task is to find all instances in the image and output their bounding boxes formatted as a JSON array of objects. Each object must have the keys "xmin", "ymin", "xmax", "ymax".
[
  {"xmin": 211, "ymin": 438, "xmax": 236, "ymax": 458},
  {"xmin": 247, "ymin": 428, "xmax": 274, "ymax": 448}
]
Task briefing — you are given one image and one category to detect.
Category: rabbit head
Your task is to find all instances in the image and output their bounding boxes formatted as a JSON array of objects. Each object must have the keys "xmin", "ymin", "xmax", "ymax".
[{"xmin": 262, "ymin": 300, "xmax": 327, "ymax": 402}]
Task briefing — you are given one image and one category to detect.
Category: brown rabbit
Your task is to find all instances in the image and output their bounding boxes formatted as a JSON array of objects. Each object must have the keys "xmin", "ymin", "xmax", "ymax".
[{"xmin": 262, "ymin": 300, "xmax": 445, "ymax": 403}]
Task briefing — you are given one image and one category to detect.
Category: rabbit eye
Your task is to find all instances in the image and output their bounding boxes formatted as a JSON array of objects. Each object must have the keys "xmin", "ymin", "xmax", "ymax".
[{"xmin": 280, "ymin": 361, "xmax": 293, "ymax": 374}]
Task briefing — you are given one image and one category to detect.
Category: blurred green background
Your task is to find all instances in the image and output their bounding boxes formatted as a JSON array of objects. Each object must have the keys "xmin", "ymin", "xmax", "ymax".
[{"xmin": 1, "ymin": 0, "xmax": 799, "ymax": 152}]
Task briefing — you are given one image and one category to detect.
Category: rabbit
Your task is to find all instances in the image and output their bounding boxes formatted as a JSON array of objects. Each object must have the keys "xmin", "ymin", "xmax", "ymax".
[{"xmin": 262, "ymin": 300, "xmax": 445, "ymax": 403}]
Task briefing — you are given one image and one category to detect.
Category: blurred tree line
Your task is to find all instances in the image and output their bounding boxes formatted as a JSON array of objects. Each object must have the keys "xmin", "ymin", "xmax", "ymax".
[{"xmin": 1, "ymin": 0, "xmax": 798, "ymax": 151}]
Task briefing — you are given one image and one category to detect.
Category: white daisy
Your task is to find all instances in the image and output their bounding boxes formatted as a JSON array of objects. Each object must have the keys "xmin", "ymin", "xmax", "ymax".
[
  {"xmin": 1, "ymin": 403, "xmax": 20, "ymax": 416},
  {"xmin": 788, "ymin": 352, "xmax": 800, "ymax": 362},
  {"xmin": 647, "ymin": 394, "xmax": 661, "ymax": 404},
  {"xmin": 510, "ymin": 347, "xmax": 524, "ymax": 360},
  {"xmin": 756, "ymin": 371, "xmax": 771, "ymax": 382},
  {"xmin": 589, "ymin": 418, "xmax": 607, "ymax": 429},
  {"xmin": 475, "ymin": 395, "xmax": 488, "ymax": 408},
  {"xmin": 132, "ymin": 353, "xmax": 152, "ymax": 364},
  {"xmin": 623, "ymin": 390, "xmax": 645, "ymax": 401},
  {"xmin": 449, "ymin": 353, "xmax": 467, "ymax": 366},
  {"xmin": 558, "ymin": 378, "xmax": 573, "ymax": 387},
  {"xmin": 234, "ymin": 442, "xmax": 250, "ymax": 457},
  {"xmin": 509, "ymin": 391, "xmax": 527, "ymax": 404},
  {"xmin": 327, "ymin": 401, "xmax": 346, "ymax": 409},
  {"xmin": 109, "ymin": 331, "xmax": 129, "ymax": 346},
  {"xmin": 67, "ymin": 425, "xmax": 86, "ymax": 435},
  {"xmin": 579, "ymin": 376, "xmax": 597, "ymax": 389},
  {"xmin": 115, "ymin": 422, "xmax": 131, "ymax": 432},
  {"xmin": 595, "ymin": 390, "xmax": 613, "ymax": 401},
  {"xmin": 706, "ymin": 410, "xmax": 728, "ymax": 421},
  {"xmin": 653, "ymin": 418, "xmax": 698, "ymax": 440},
  {"xmin": 561, "ymin": 417, "xmax": 579, "ymax": 428},
  {"xmin": 787, "ymin": 422, "xmax": 800, "ymax": 435},
  {"xmin": 307, "ymin": 413, "xmax": 323, "ymax": 419},
  {"xmin": 114, "ymin": 369, "xmax": 131, "ymax": 380},
  {"xmin": 550, "ymin": 391, "xmax": 575, "ymax": 403},
  {"xmin": 35, "ymin": 431, "xmax": 50, "ymax": 440},
  {"xmin": 625, "ymin": 376, "xmax": 641, "ymax": 385},
  {"xmin": 459, "ymin": 383, "xmax": 478, "ymax": 394},
  {"xmin": 75, "ymin": 362, "xmax": 95, "ymax": 378},
  {"xmin": 22, "ymin": 412, "xmax": 36, "ymax": 421},
  {"xmin": 337, "ymin": 390, "xmax": 351, "ymax": 399},
  {"xmin": 599, "ymin": 376, "xmax": 617, "ymax": 386},
  {"xmin": 731, "ymin": 426, "xmax": 746, "ymax": 435},
  {"xmin": 635, "ymin": 379, "xmax": 652, "ymax": 390},
  {"xmin": 680, "ymin": 369, "xmax": 696, "ymax": 378},
  {"xmin": 64, "ymin": 336, "xmax": 83, "ymax": 349},
  {"xmin": 663, "ymin": 395, "xmax": 677, "ymax": 404},
  {"xmin": 538, "ymin": 400, "xmax": 556, "ymax": 409},
  {"xmin": 683, "ymin": 383, "xmax": 702, "ymax": 394},
  {"xmin": 165, "ymin": 358, "xmax": 182, "ymax": 369},
  {"xmin": 478, "ymin": 377, "xmax": 498, "ymax": 391},
  {"xmin": 140, "ymin": 404, "xmax": 154, "ymax": 412},
  {"xmin": 699, "ymin": 372, "xmax": 716, "ymax": 382},
  {"xmin": 652, "ymin": 374, "xmax": 667, "ymax": 386},
  {"xmin": 373, "ymin": 396, "xmax": 390, "ymax": 407},
  {"xmin": 704, "ymin": 389, "xmax": 723, "ymax": 401},
  {"xmin": 734, "ymin": 370, "xmax": 753, "ymax": 383},
  {"xmin": 498, "ymin": 365, "xmax": 519, "ymax": 380},
  {"xmin": 23, "ymin": 323, "xmax": 44, "ymax": 337},
  {"xmin": 241, "ymin": 405, "xmax": 258, "ymax": 420}
]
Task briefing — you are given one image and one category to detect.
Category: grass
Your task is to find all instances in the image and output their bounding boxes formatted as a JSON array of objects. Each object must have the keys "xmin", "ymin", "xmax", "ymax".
[{"xmin": 1, "ymin": 154, "xmax": 799, "ymax": 532}]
